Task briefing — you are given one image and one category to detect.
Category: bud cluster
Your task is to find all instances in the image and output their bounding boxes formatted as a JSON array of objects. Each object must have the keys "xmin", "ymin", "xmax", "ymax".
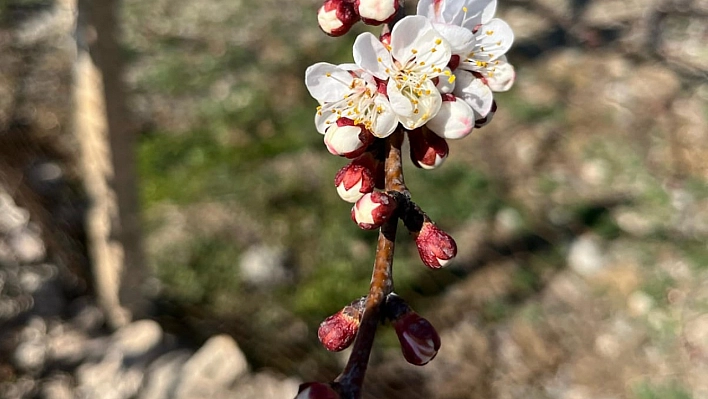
[{"xmin": 317, "ymin": 0, "xmax": 400, "ymax": 36}]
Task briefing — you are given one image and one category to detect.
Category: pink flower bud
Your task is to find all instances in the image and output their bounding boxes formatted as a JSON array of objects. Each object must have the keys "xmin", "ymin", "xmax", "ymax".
[
  {"xmin": 295, "ymin": 382, "xmax": 340, "ymax": 399},
  {"xmin": 355, "ymin": 0, "xmax": 398, "ymax": 25},
  {"xmin": 334, "ymin": 154, "xmax": 377, "ymax": 203},
  {"xmin": 426, "ymin": 96, "xmax": 475, "ymax": 140},
  {"xmin": 415, "ymin": 221, "xmax": 457, "ymax": 268},
  {"xmin": 475, "ymin": 101, "xmax": 496, "ymax": 128},
  {"xmin": 324, "ymin": 118, "xmax": 375, "ymax": 158},
  {"xmin": 409, "ymin": 127, "xmax": 449, "ymax": 170},
  {"xmin": 351, "ymin": 191, "xmax": 397, "ymax": 230},
  {"xmin": 317, "ymin": 0, "xmax": 359, "ymax": 37},
  {"xmin": 386, "ymin": 294, "xmax": 441, "ymax": 366},
  {"xmin": 318, "ymin": 297, "xmax": 365, "ymax": 352}
]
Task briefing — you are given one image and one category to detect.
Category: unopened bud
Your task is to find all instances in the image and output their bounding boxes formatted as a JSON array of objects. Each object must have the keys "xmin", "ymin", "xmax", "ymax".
[
  {"xmin": 318, "ymin": 297, "xmax": 366, "ymax": 352},
  {"xmin": 409, "ymin": 127, "xmax": 449, "ymax": 170},
  {"xmin": 324, "ymin": 118, "xmax": 375, "ymax": 158},
  {"xmin": 356, "ymin": 0, "xmax": 399, "ymax": 25},
  {"xmin": 386, "ymin": 293, "xmax": 441, "ymax": 366},
  {"xmin": 475, "ymin": 101, "xmax": 496, "ymax": 128},
  {"xmin": 334, "ymin": 154, "xmax": 377, "ymax": 203},
  {"xmin": 317, "ymin": 0, "xmax": 359, "ymax": 37},
  {"xmin": 426, "ymin": 96, "xmax": 475, "ymax": 140},
  {"xmin": 295, "ymin": 382, "xmax": 340, "ymax": 399},
  {"xmin": 415, "ymin": 220, "xmax": 457, "ymax": 268},
  {"xmin": 351, "ymin": 191, "xmax": 397, "ymax": 230}
]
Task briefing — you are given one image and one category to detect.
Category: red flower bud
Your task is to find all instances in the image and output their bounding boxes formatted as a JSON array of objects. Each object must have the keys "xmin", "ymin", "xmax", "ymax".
[
  {"xmin": 355, "ymin": 0, "xmax": 399, "ymax": 26},
  {"xmin": 318, "ymin": 297, "xmax": 366, "ymax": 352},
  {"xmin": 415, "ymin": 220, "xmax": 457, "ymax": 268},
  {"xmin": 351, "ymin": 191, "xmax": 398, "ymax": 230},
  {"xmin": 317, "ymin": 0, "xmax": 359, "ymax": 37},
  {"xmin": 324, "ymin": 118, "xmax": 375, "ymax": 158},
  {"xmin": 409, "ymin": 127, "xmax": 449, "ymax": 170},
  {"xmin": 386, "ymin": 294, "xmax": 441, "ymax": 366},
  {"xmin": 295, "ymin": 382, "xmax": 340, "ymax": 399},
  {"xmin": 334, "ymin": 153, "xmax": 377, "ymax": 203}
]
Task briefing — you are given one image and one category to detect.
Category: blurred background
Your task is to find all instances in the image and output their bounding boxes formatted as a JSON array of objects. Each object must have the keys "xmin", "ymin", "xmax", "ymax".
[{"xmin": 1, "ymin": 0, "xmax": 708, "ymax": 398}]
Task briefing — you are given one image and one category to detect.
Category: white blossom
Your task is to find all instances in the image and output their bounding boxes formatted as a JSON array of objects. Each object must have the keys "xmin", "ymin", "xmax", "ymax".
[
  {"xmin": 306, "ymin": 62, "xmax": 399, "ymax": 143},
  {"xmin": 353, "ymin": 15, "xmax": 452, "ymax": 130},
  {"xmin": 417, "ymin": 0, "xmax": 515, "ymax": 123}
]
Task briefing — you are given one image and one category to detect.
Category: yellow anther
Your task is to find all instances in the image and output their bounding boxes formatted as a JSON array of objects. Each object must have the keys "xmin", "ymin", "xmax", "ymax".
[
  {"xmin": 431, "ymin": 48, "xmax": 437, "ymax": 53},
  {"xmin": 326, "ymin": 73, "xmax": 332, "ymax": 77},
  {"xmin": 412, "ymin": 49, "xmax": 418, "ymax": 54},
  {"xmin": 420, "ymin": 61, "xmax": 426, "ymax": 66},
  {"xmin": 377, "ymin": 57, "xmax": 382, "ymax": 62},
  {"xmin": 496, "ymin": 41, "xmax": 502, "ymax": 46},
  {"xmin": 462, "ymin": 6, "xmax": 468, "ymax": 12},
  {"xmin": 486, "ymin": 30, "xmax": 493, "ymax": 35},
  {"xmin": 448, "ymin": 75, "xmax": 456, "ymax": 84},
  {"xmin": 435, "ymin": 38, "xmax": 442, "ymax": 45},
  {"xmin": 414, "ymin": 109, "xmax": 420, "ymax": 114}
]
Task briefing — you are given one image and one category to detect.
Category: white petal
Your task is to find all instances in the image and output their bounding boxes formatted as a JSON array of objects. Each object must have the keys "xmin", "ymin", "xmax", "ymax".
[
  {"xmin": 324, "ymin": 125, "xmax": 366, "ymax": 155},
  {"xmin": 337, "ymin": 180, "xmax": 365, "ymax": 203},
  {"xmin": 370, "ymin": 96, "xmax": 399, "ymax": 137},
  {"xmin": 460, "ymin": 0, "xmax": 497, "ymax": 29},
  {"xmin": 315, "ymin": 104, "xmax": 339, "ymax": 134},
  {"xmin": 416, "ymin": 0, "xmax": 440, "ymax": 20},
  {"xmin": 443, "ymin": 0, "xmax": 471, "ymax": 26},
  {"xmin": 305, "ymin": 62, "xmax": 354, "ymax": 103},
  {"xmin": 353, "ymin": 32, "xmax": 392, "ymax": 80},
  {"xmin": 432, "ymin": 23, "xmax": 475, "ymax": 55},
  {"xmin": 387, "ymin": 82, "xmax": 413, "ymax": 116},
  {"xmin": 357, "ymin": 0, "xmax": 397, "ymax": 22},
  {"xmin": 487, "ymin": 57, "xmax": 515, "ymax": 91},
  {"xmin": 454, "ymin": 70, "xmax": 493, "ymax": 116},
  {"xmin": 406, "ymin": 32, "xmax": 452, "ymax": 76},
  {"xmin": 390, "ymin": 16, "xmax": 436, "ymax": 63},
  {"xmin": 426, "ymin": 99, "xmax": 474, "ymax": 139},
  {"xmin": 472, "ymin": 18, "xmax": 514, "ymax": 61}
]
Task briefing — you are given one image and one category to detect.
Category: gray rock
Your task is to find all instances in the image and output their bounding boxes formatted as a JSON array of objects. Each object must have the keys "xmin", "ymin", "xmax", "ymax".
[
  {"xmin": 0, "ymin": 377, "xmax": 37, "ymax": 399},
  {"xmin": 39, "ymin": 373, "xmax": 74, "ymax": 399},
  {"xmin": 568, "ymin": 234, "xmax": 607, "ymax": 277},
  {"xmin": 13, "ymin": 317, "xmax": 48, "ymax": 373},
  {"xmin": 46, "ymin": 326, "xmax": 90, "ymax": 365},
  {"xmin": 231, "ymin": 372, "xmax": 301, "ymax": 399},
  {"xmin": 239, "ymin": 245, "xmax": 289, "ymax": 288},
  {"xmin": 0, "ymin": 191, "xmax": 29, "ymax": 234},
  {"xmin": 14, "ymin": 339, "xmax": 47, "ymax": 372},
  {"xmin": 138, "ymin": 350, "xmax": 192, "ymax": 399},
  {"xmin": 8, "ymin": 226, "xmax": 46, "ymax": 263},
  {"xmin": 175, "ymin": 334, "xmax": 249, "ymax": 399},
  {"xmin": 76, "ymin": 351, "xmax": 143, "ymax": 399},
  {"xmin": 110, "ymin": 319, "xmax": 163, "ymax": 360}
]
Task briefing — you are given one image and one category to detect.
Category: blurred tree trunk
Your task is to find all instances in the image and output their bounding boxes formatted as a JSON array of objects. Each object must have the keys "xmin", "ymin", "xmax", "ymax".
[{"xmin": 74, "ymin": 0, "xmax": 149, "ymax": 327}]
